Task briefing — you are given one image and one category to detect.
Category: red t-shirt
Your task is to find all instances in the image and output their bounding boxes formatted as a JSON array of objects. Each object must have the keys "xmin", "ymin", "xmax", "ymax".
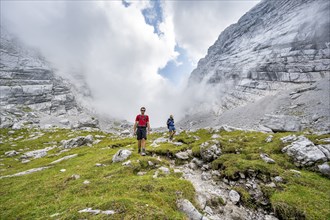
[{"xmin": 136, "ymin": 114, "xmax": 149, "ymax": 127}]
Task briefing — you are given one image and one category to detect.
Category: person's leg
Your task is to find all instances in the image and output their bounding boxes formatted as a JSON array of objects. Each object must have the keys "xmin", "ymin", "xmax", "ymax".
[
  {"xmin": 138, "ymin": 140, "xmax": 141, "ymax": 153},
  {"xmin": 141, "ymin": 128, "xmax": 147, "ymax": 155},
  {"xmin": 137, "ymin": 128, "xmax": 142, "ymax": 153},
  {"xmin": 141, "ymin": 138, "xmax": 146, "ymax": 152}
]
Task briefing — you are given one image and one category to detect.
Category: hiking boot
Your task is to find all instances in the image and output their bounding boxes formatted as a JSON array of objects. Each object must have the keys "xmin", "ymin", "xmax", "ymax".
[{"xmin": 141, "ymin": 148, "xmax": 146, "ymax": 156}]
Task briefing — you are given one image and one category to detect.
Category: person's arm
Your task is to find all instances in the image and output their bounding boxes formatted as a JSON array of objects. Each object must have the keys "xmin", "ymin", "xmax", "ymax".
[
  {"xmin": 133, "ymin": 116, "xmax": 138, "ymax": 134},
  {"xmin": 133, "ymin": 121, "xmax": 138, "ymax": 134},
  {"xmin": 147, "ymin": 117, "xmax": 151, "ymax": 133}
]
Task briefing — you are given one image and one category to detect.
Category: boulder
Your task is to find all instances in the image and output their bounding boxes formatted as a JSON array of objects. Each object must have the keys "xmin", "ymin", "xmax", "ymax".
[
  {"xmin": 318, "ymin": 162, "xmax": 330, "ymax": 178},
  {"xmin": 75, "ymin": 117, "xmax": 99, "ymax": 128},
  {"xmin": 112, "ymin": 149, "xmax": 132, "ymax": 163},
  {"xmin": 21, "ymin": 146, "xmax": 55, "ymax": 159},
  {"xmin": 200, "ymin": 144, "xmax": 221, "ymax": 162},
  {"xmin": 229, "ymin": 190, "xmax": 240, "ymax": 204},
  {"xmin": 175, "ymin": 151, "xmax": 190, "ymax": 160},
  {"xmin": 177, "ymin": 199, "xmax": 209, "ymax": 220},
  {"xmin": 282, "ymin": 136, "xmax": 327, "ymax": 166},
  {"xmin": 61, "ymin": 135, "xmax": 93, "ymax": 149},
  {"xmin": 261, "ymin": 115, "xmax": 301, "ymax": 132}
]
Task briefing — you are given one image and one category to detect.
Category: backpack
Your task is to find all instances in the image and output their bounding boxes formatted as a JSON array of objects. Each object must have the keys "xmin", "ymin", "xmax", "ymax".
[{"xmin": 167, "ymin": 118, "xmax": 173, "ymax": 128}]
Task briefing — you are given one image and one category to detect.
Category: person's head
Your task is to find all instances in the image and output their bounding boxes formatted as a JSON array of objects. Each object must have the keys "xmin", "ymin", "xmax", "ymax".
[
  {"xmin": 170, "ymin": 115, "xmax": 173, "ymax": 119},
  {"xmin": 140, "ymin": 107, "xmax": 146, "ymax": 114}
]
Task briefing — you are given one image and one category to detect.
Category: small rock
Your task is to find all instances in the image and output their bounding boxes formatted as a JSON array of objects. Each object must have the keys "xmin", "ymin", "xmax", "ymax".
[
  {"xmin": 120, "ymin": 129, "xmax": 131, "ymax": 136},
  {"xmin": 211, "ymin": 134, "xmax": 220, "ymax": 139},
  {"xmin": 5, "ymin": 150, "xmax": 19, "ymax": 157},
  {"xmin": 188, "ymin": 162, "xmax": 198, "ymax": 170},
  {"xmin": 177, "ymin": 199, "xmax": 209, "ymax": 220},
  {"xmin": 71, "ymin": 174, "xmax": 80, "ymax": 180},
  {"xmin": 147, "ymin": 161, "xmax": 154, "ymax": 166},
  {"xmin": 265, "ymin": 135, "xmax": 273, "ymax": 143},
  {"xmin": 192, "ymin": 158, "xmax": 204, "ymax": 167},
  {"xmin": 173, "ymin": 169, "xmax": 181, "ymax": 173},
  {"xmin": 266, "ymin": 182, "xmax": 276, "ymax": 188},
  {"xmin": 274, "ymin": 176, "xmax": 283, "ymax": 183},
  {"xmin": 83, "ymin": 180, "xmax": 90, "ymax": 184},
  {"xmin": 201, "ymin": 172, "xmax": 212, "ymax": 181},
  {"xmin": 229, "ymin": 190, "xmax": 240, "ymax": 204},
  {"xmin": 159, "ymin": 166, "xmax": 170, "ymax": 175},
  {"xmin": 260, "ymin": 153, "xmax": 276, "ymax": 164},
  {"xmin": 137, "ymin": 171, "xmax": 147, "ymax": 176},
  {"xmin": 239, "ymin": 172, "xmax": 246, "ymax": 179},
  {"xmin": 122, "ymin": 160, "xmax": 132, "ymax": 166},
  {"xmin": 175, "ymin": 151, "xmax": 190, "ymax": 160},
  {"xmin": 50, "ymin": 213, "xmax": 61, "ymax": 217},
  {"xmin": 201, "ymin": 164, "xmax": 210, "ymax": 171},
  {"xmin": 153, "ymin": 170, "xmax": 159, "ymax": 178},
  {"xmin": 59, "ymin": 119, "xmax": 70, "ymax": 125},
  {"xmin": 318, "ymin": 162, "xmax": 330, "ymax": 177},
  {"xmin": 280, "ymin": 135, "xmax": 297, "ymax": 143},
  {"xmin": 60, "ymin": 169, "xmax": 66, "ymax": 172}
]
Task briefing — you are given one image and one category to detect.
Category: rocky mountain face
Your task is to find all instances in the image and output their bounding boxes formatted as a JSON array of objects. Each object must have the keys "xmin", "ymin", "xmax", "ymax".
[
  {"xmin": 0, "ymin": 27, "xmax": 83, "ymax": 129},
  {"xmin": 184, "ymin": 0, "xmax": 330, "ymax": 132},
  {"xmin": 0, "ymin": 28, "xmax": 78, "ymax": 114},
  {"xmin": 0, "ymin": 27, "xmax": 131, "ymax": 132}
]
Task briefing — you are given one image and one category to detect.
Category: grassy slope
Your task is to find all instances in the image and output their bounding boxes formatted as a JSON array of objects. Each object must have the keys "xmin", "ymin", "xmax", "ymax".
[
  {"xmin": 0, "ymin": 128, "xmax": 329, "ymax": 219},
  {"xmin": 0, "ymin": 129, "xmax": 194, "ymax": 219}
]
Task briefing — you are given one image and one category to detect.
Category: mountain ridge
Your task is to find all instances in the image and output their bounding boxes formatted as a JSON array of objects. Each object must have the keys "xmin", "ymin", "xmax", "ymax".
[{"xmin": 182, "ymin": 0, "xmax": 330, "ymax": 132}]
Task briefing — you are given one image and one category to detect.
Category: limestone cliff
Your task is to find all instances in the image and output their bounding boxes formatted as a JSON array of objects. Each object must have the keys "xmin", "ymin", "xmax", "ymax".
[{"xmin": 183, "ymin": 0, "xmax": 330, "ymax": 132}]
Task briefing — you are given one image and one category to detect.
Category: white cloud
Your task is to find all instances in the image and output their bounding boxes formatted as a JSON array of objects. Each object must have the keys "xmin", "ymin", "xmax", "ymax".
[
  {"xmin": 164, "ymin": 1, "xmax": 260, "ymax": 63},
  {"xmin": 1, "ymin": 1, "xmax": 194, "ymax": 127},
  {"xmin": 1, "ymin": 0, "xmax": 260, "ymax": 127}
]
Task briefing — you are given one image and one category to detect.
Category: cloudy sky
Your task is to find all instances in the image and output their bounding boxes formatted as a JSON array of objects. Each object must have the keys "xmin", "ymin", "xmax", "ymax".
[{"xmin": 1, "ymin": 0, "xmax": 259, "ymax": 127}]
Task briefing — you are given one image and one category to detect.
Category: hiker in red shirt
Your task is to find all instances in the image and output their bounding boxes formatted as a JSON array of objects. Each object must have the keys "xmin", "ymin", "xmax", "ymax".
[{"xmin": 133, "ymin": 107, "xmax": 151, "ymax": 155}]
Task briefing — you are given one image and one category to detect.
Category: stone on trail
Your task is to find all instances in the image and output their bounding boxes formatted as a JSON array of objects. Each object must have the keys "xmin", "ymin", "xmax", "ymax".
[
  {"xmin": 112, "ymin": 149, "xmax": 132, "ymax": 163},
  {"xmin": 229, "ymin": 190, "xmax": 240, "ymax": 204},
  {"xmin": 177, "ymin": 199, "xmax": 209, "ymax": 220}
]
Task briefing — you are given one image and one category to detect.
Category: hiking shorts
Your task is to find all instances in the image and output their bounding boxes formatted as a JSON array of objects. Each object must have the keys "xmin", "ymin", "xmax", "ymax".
[
  {"xmin": 169, "ymin": 126, "xmax": 175, "ymax": 132},
  {"xmin": 137, "ymin": 127, "xmax": 147, "ymax": 140}
]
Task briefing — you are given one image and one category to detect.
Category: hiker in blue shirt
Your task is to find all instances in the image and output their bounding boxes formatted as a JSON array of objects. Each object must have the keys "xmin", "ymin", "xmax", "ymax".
[{"xmin": 167, "ymin": 115, "xmax": 176, "ymax": 140}]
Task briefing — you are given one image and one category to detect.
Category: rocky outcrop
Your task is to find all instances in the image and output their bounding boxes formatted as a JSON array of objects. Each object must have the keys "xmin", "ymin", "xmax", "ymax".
[
  {"xmin": 0, "ymin": 27, "xmax": 85, "ymax": 129},
  {"xmin": 282, "ymin": 136, "xmax": 329, "ymax": 166},
  {"xmin": 190, "ymin": 0, "xmax": 329, "ymax": 86},
  {"xmin": 0, "ymin": 27, "xmax": 79, "ymax": 114},
  {"xmin": 61, "ymin": 135, "xmax": 94, "ymax": 149}
]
